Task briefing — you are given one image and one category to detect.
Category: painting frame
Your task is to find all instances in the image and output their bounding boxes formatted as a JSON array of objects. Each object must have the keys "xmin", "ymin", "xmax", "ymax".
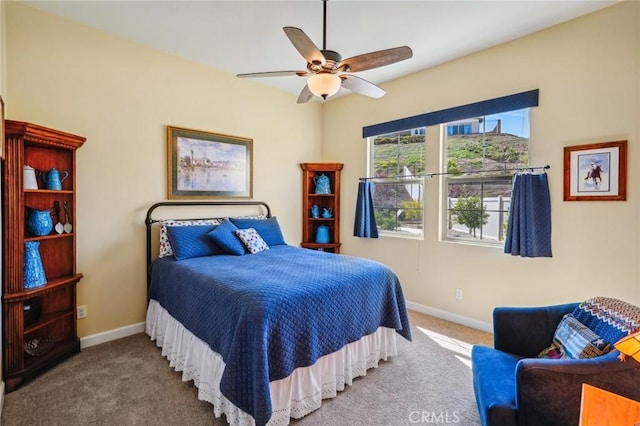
[
  {"xmin": 167, "ymin": 126, "xmax": 253, "ymax": 199},
  {"xmin": 563, "ymin": 140, "xmax": 627, "ymax": 201}
]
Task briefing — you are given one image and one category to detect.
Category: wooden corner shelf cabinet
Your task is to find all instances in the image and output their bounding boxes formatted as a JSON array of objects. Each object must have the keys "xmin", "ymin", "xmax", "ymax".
[
  {"xmin": 2, "ymin": 120, "xmax": 85, "ymax": 392},
  {"xmin": 300, "ymin": 162, "xmax": 343, "ymax": 254}
]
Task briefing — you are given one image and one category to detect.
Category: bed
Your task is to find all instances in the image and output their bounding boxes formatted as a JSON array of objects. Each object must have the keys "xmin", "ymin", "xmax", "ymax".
[{"xmin": 144, "ymin": 201, "xmax": 411, "ymax": 426}]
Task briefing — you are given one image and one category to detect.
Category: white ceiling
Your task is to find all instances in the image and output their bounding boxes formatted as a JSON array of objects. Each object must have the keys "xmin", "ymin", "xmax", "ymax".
[{"xmin": 20, "ymin": 0, "xmax": 618, "ymax": 101}]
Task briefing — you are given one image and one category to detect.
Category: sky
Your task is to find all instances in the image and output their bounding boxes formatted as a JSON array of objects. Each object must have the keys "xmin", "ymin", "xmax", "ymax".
[{"xmin": 486, "ymin": 108, "xmax": 530, "ymax": 138}]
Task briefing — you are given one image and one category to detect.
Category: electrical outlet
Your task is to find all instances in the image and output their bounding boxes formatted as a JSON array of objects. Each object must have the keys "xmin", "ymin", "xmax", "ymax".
[
  {"xmin": 455, "ymin": 289, "xmax": 463, "ymax": 300},
  {"xmin": 77, "ymin": 305, "xmax": 87, "ymax": 319}
]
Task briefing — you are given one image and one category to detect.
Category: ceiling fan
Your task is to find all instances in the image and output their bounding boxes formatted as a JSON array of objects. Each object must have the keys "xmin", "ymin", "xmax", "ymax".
[{"xmin": 236, "ymin": 0, "xmax": 413, "ymax": 103}]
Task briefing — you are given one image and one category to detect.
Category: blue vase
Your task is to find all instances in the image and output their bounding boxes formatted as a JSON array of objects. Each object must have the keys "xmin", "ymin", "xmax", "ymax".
[
  {"xmin": 24, "ymin": 241, "xmax": 47, "ymax": 289},
  {"xmin": 313, "ymin": 174, "xmax": 331, "ymax": 194},
  {"xmin": 315, "ymin": 225, "xmax": 330, "ymax": 244},
  {"xmin": 25, "ymin": 207, "xmax": 53, "ymax": 237}
]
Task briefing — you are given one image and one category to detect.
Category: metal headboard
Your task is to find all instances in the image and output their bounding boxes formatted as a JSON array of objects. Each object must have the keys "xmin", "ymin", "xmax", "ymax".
[{"xmin": 145, "ymin": 200, "xmax": 272, "ymax": 291}]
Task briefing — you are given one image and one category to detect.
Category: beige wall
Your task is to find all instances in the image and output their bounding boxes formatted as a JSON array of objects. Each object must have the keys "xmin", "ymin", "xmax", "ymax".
[
  {"xmin": 5, "ymin": 2, "xmax": 322, "ymax": 337},
  {"xmin": 325, "ymin": 1, "xmax": 640, "ymax": 325},
  {"xmin": 3, "ymin": 1, "xmax": 639, "ymax": 340}
]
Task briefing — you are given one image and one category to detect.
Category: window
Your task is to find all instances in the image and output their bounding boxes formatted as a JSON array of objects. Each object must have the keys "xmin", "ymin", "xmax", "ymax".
[
  {"xmin": 368, "ymin": 129, "xmax": 426, "ymax": 237},
  {"xmin": 362, "ymin": 90, "xmax": 538, "ymax": 243},
  {"xmin": 442, "ymin": 108, "xmax": 530, "ymax": 244}
]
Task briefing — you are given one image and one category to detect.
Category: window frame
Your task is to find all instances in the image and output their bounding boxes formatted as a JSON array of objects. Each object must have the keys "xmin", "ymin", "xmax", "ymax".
[
  {"xmin": 361, "ymin": 90, "xmax": 539, "ymax": 244},
  {"xmin": 441, "ymin": 173, "xmax": 515, "ymax": 246},
  {"xmin": 439, "ymin": 109, "xmax": 531, "ymax": 246},
  {"xmin": 366, "ymin": 129, "xmax": 426, "ymax": 239},
  {"xmin": 370, "ymin": 176, "xmax": 425, "ymax": 239}
]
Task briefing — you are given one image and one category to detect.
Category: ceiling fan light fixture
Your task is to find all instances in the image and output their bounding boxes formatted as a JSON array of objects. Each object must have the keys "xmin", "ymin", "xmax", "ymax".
[
  {"xmin": 307, "ymin": 73, "xmax": 341, "ymax": 99},
  {"xmin": 238, "ymin": 0, "xmax": 412, "ymax": 103}
]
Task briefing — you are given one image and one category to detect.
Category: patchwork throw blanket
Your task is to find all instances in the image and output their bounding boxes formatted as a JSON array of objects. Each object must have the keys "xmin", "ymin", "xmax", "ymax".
[{"xmin": 148, "ymin": 245, "xmax": 411, "ymax": 426}]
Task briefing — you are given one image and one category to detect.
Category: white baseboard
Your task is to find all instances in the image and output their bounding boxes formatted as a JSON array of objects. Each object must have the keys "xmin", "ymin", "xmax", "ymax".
[
  {"xmin": 406, "ymin": 300, "xmax": 493, "ymax": 334},
  {"xmin": 80, "ymin": 322, "xmax": 145, "ymax": 349},
  {"xmin": 78, "ymin": 302, "xmax": 490, "ymax": 350},
  {"xmin": 77, "ymin": 303, "xmax": 492, "ymax": 350}
]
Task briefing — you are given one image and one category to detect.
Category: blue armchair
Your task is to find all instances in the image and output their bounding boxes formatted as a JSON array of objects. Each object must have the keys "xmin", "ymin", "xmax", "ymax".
[{"xmin": 471, "ymin": 297, "xmax": 640, "ymax": 426}]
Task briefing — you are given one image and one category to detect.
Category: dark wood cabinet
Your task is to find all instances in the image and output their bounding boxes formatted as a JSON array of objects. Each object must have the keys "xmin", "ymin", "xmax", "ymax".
[
  {"xmin": 3, "ymin": 121, "xmax": 85, "ymax": 392},
  {"xmin": 300, "ymin": 163, "xmax": 343, "ymax": 253}
]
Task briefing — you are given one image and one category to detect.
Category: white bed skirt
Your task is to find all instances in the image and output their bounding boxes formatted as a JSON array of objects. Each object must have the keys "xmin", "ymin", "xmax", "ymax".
[{"xmin": 145, "ymin": 299, "xmax": 398, "ymax": 425}]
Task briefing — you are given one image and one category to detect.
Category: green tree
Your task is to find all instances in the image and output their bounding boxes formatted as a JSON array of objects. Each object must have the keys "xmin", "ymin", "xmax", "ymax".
[
  {"xmin": 375, "ymin": 209, "xmax": 398, "ymax": 231},
  {"xmin": 377, "ymin": 159, "xmax": 399, "ymax": 176},
  {"xmin": 450, "ymin": 195, "xmax": 489, "ymax": 238},
  {"xmin": 399, "ymin": 200, "xmax": 423, "ymax": 222},
  {"xmin": 447, "ymin": 159, "xmax": 463, "ymax": 176}
]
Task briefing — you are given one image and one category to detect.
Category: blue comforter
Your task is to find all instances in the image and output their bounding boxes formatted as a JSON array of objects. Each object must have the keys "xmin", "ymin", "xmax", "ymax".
[{"xmin": 149, "ymin": 245, "xmax": 411, "ymax": 426}]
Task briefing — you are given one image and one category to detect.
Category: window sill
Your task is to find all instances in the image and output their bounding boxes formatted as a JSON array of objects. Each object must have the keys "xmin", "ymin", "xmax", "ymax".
[
  {"xmin": 378, "ymin": 231, "xmax": 424, "ymax": 241},
  {"xmin": 439, "ymin": 237, "xmax": 504, "ymax": 249}
]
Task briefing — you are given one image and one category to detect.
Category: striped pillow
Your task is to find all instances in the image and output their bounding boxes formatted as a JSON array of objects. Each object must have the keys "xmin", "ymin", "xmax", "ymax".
[{"xmin": 538, "ymin": 313, "xmax": 611, "ymax": 359}]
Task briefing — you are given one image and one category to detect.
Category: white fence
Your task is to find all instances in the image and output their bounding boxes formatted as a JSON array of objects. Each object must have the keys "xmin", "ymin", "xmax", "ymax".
[{"xmin": 448, "ymin": 196, "xmax": 511, "ymax": 241}]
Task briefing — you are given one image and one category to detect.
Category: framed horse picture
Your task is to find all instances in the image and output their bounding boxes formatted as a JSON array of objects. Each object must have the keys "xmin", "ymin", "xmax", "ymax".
[{"xmin": 563, "ymin": 140, "xmax": 627, "ymax": 201}]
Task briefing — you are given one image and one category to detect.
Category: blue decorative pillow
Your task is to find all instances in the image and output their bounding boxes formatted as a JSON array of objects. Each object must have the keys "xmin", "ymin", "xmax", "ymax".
[
  {"xmin": 538, "ymin": 313, "xmax": 611, "ymax": 359},
  {"xmin": 159, "ymin": 219, "xmax": 221, "ymax": 258},
  {"xmin": 230, "ymin": 216, "xmax": 286, "ymax": 246},
  {"xmin": 208, "ymin": 219, "xmax": 245, "ymax": 256},
  {"xmin": 235, "ymin": 228, "xmax": 269, "ymax": 254},
  {"xmin": 165, "ymin": 225, "xmax": 224, "ymax": 261}
]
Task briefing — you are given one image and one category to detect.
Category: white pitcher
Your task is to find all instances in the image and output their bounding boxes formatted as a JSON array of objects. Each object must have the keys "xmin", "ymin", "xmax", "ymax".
[{"xmin": 23, "ymin": 165, "xmax": 39, "ymax": 190}]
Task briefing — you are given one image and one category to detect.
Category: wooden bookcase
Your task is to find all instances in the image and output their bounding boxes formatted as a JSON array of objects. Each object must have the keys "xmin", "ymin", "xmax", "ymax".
[
  {"xmin": 300, "ymin": 163, "xmax": 343, "ymax": 253},
  {"xmin": 2, "ymin": 121, "xmax": 85, "ymax": 392}
]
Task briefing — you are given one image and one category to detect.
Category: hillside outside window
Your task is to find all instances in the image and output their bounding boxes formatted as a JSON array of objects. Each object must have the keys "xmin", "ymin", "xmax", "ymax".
[
  {"xmin": 442, "ymin": 108, "xmax": 530, "ymax": 245},
  {"xmin": 368, "ymin": 129, "xmax": 426, "ymax": 238}
]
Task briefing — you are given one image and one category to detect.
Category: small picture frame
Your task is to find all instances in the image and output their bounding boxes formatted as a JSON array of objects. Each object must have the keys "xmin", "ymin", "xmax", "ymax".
[
  {"xmin": 167, "ymin": 126, "xmax": 253, "ymax": 199},
  {"xmin": 563, "ymin": 140, "xmax": 627, "ymax": 201}
]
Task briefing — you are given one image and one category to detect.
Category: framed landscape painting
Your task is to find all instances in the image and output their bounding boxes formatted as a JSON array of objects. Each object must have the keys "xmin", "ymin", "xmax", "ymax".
[
  {"xmin": 167, "ymin": 126, "xmax": 253, "ymax": 199},
  {"xmin": 563, "ymin": 140, "xmax": 627, "ymax": 201}
]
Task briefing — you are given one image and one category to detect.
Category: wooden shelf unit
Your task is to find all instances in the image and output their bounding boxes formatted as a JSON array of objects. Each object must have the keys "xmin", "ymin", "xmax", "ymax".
[
  {"xmin": 2, "ymin": 120, "xmax": 85, "ymax": 392},
  {"xmin": 300, "ymin": 163, "xmax": 343, "ymax": 254}
]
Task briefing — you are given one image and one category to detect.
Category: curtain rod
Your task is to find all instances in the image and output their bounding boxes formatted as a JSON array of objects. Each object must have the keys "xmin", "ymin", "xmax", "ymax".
[{"xmin": 359, "ymin": 165, "xmax": 550, "ymax": 181}]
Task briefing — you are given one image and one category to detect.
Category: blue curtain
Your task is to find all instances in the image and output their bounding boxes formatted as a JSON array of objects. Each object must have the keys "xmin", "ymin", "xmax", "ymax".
[
  {"xmin": 353, "ymin": 181, "xmax": 378, "ymax": 238},
  {"xmin": 504, "ymin": 173, "xmax": 552, "ymax": 257}
]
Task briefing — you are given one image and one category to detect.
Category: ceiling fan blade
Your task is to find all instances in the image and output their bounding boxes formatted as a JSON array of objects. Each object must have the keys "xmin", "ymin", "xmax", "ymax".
[
  {"xmin": 338, "ymin": 46, "xmax": 413, "ymax": 73},
  {"xmin": 297, "ymin": 84, "xmax": 314, "ymax": 104},
  {"xmin": 283, "ymin": 27, "xmax": 326, "ymax": 66},
  {"xmin": 340, "ymin": 74, "xmax": 386, "ymax": 99},
  {"xmin": 237, "ymin": 70, "xmax": 309, "ymax": 78}
]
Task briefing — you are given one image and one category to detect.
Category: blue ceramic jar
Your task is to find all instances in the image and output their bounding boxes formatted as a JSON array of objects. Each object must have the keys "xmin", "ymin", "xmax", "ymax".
[
  {"xmin": 315, "ymin": 225, "xmax": 330, "ymax": 244},
  {"xmin": 24, "ymin": 241, "xmax": 47, "ymax": 289},
  {"xmin": 25, "ymin": 207, "xmax": 53, "ymax": 237}
]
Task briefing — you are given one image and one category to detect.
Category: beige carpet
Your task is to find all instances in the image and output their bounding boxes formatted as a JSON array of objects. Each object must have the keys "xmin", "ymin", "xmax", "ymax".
[{"xmin": 1, "ymin": 310, "xmax": 492, "ymax": 425}]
